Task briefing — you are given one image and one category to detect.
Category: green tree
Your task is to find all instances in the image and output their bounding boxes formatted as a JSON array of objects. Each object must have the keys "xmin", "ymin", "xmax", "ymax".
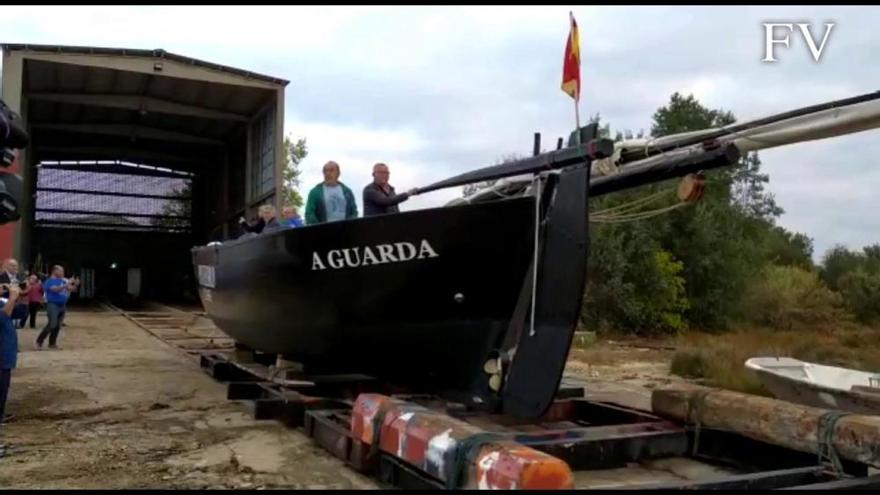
[
  {"xmin": 282, "ymin": 136, "xmax": 307, "ymax": 208},
  {"xmin": 838, "ymin": 269, "xmax": 880, "ymax": 324},
  {"xmin": 761, "ymin": 226, "xmax": 814, "ymax": 270},
  {"xmin": 583, "ymin": 222, "xmax": 689, "ymax": 335},
  {"xmin": 651, "ymin": 93, "xmax": 736, "ymax": 137},
  {"xmin": 584, "ymin": 93, "xmax": 795, "ymax": 331},
  {"xmin": 731, "ymin": 152, "xmax": 783, "ymax": 221},
  {"xmin": 820, "ymin": 244, "xmax": 880, "ymax": 324},
  {"xmin": 821, "ymin": 245, "xmax": 864, "ymax": 290}
]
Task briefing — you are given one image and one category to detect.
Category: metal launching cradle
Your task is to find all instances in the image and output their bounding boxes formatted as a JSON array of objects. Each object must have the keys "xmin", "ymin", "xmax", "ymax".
[{"xmin": 197, "ymin": 349, "xmax": 880, "ymax": 490}]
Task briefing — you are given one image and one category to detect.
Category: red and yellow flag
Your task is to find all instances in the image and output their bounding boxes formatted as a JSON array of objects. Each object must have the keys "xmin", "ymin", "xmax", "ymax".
[{"xmin": 561, "ymin": 12, "xmax": 580, "ymax": 101}]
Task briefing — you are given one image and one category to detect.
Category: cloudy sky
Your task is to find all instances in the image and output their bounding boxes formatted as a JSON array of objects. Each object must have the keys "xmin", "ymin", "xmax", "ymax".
[{"xmin": 3, "ymin": 5, "xmax": 878, "ymax": 259}]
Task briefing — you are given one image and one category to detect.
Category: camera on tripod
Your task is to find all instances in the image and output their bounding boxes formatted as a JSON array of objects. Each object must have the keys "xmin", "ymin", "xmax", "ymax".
[{"xmin": 0, "ymin": 97, "xmax": 28, "ymax": 225}]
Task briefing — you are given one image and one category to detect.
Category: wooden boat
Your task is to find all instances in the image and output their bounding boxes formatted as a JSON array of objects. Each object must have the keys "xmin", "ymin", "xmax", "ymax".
[
  {"xmin": 745, "ymin": 357, "xmax": 880, "ymax": 414},
  {"xmin": 193, "ymin": 91, "xmax": 880, "ymax": 419}
]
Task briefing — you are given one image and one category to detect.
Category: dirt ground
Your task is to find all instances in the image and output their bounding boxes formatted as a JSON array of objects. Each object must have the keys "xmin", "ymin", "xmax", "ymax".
[
  {"xmin": 0, "ymin": 310, "xmax": 378, "ymax": 489},
  {"xmin": 565, "ymin": 338, "xmax": 688, "ymax": 411}
]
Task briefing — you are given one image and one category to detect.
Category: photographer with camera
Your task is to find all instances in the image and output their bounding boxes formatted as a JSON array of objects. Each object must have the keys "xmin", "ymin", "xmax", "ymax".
[
  {"xmin": 0, "ymin": 259, "xmax": 28, "ymax": 328},
  {"xmin": 35, "ymin": 265, "xmax": 79, "ymax": 351},
  {"xmin": 0, "ymin": 281, "xmax": 22, "ymax": 453},
  {"xmin": 0, "ymin": 98, "xmax": 27, "ymax": 226}
]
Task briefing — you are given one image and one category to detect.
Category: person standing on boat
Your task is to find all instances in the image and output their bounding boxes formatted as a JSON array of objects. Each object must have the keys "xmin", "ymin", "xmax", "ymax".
[
  {"xmin": 238, "ymin": 214, "xmax": 265, "ymax": 235},
  {"xmin": 258, "ymin": 204, "xmax": 283, "ymax": 233},
  {"xmin": 281, "ymin": 205, "xmax": 304, "ymax": 228},
  {"xmin": 363, "ymin": 163, "xmax": 419, "ymax": 217},
  {"xmin": 304, "ymin": 161, "xmax": 358, "ymax": 224},
  {"xmin": 239, "ymin": 204, "xmax": 282, "ymax": 236}
]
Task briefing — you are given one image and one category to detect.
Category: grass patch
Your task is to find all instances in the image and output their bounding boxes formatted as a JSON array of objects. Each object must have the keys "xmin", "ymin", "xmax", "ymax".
[
  {"xmin": 669, "ymin": 325, "xmax": 880, "ymax": 396},
  {"xmin": 669, "ymin": 350, "xmax": 709, "ymax": 378},
  {"xmin": 572, "ymin": 331, "xmax": 597, "ymax": 348}
]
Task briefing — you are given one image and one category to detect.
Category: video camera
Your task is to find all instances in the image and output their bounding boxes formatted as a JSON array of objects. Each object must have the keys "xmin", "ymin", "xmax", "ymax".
[
  {"xmin": 0, "ymin": 281, "xmax": 29, "ymax": 291},
  {"xmin": 0, "ymin": 97, "xmax": 28, "ymax": 225}
]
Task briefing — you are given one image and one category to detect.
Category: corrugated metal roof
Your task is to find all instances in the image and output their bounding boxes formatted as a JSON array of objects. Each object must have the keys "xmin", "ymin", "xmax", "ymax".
[{"xmin": 1, "ymin": 42, "xmax": 289, "ymax": 86}]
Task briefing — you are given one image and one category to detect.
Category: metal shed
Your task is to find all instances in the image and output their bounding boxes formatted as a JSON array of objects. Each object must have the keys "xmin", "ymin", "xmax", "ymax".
[{"xmin": 0, "ymin": 43, "xmax": 289, "ymax": 302}]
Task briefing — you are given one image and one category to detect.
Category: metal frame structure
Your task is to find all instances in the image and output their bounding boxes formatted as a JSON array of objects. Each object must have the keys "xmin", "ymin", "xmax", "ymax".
[
  {"xmin": 197, "ymin": 351, "xmax": 880, "ymax": 490},
  {"xmin": 0, "ymin": 42, "xmax": 288, "ymax": 262}
]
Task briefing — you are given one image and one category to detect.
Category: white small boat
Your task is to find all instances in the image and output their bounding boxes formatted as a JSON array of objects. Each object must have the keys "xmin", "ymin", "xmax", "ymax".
[{"xmin": 745, "ymin": 357, "xmax": 880, "ymax": 414}]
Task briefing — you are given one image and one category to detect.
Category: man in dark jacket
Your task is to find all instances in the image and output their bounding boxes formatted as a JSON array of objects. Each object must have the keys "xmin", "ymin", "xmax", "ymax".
[
  {"xmin": 363, "ymin": 163, "xmax": 418, "ymax": 217},
  {"xmin": 257, "ymin": 204, "xmax": 283, "ymax": 233},
  {"xmin": 238, "ymin": 204, "xmax": 282, "ymax": 236},
  {"xmin": 0, "ymin": 259, "xmax": 27, "ymax": 328}
]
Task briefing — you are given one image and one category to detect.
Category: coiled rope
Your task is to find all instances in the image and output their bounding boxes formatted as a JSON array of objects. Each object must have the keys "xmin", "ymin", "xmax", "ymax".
[{"xmin": 817, "ymin": 410, "xmax": 852, "ymax": 476}]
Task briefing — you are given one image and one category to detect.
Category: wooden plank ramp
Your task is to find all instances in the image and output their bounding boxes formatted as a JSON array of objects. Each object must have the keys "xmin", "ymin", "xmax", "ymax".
[{"xmin": 107, "ymin": 301, "xmax": 234, "ymax": 361}]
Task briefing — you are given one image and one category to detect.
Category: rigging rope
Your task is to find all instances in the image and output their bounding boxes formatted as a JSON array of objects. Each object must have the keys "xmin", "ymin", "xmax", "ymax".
[
  {"xmin": 590, "ymin": 188, "xmax": 671, "ymax": 216},
  {"xmin": 589, "ymin": 188, "xmax": 693, "ymax": 224}
]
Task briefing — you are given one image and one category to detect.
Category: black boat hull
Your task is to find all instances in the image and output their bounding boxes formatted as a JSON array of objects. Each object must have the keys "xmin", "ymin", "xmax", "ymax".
[{"xmin": 193, "ymin": 197, "xmax": 537, "ymax": 403}]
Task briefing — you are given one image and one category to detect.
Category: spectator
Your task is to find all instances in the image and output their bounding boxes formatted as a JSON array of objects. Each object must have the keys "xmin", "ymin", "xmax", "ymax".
[
  {"xmin": 281, "ymin": 206, "xmax": 304, "ymax": 228},
  {"xmin": 35, "ymin": 265, "xmax": 78, "ymax": 350},
  {"xmin": 238, "ymin": 204, "xmax": 282, "ymax": 236},
  {"xmin": 24, "ymin": 275, "xmax": 42, "ymax": 329},
  {"xmin": 258, "ymin": 204, "xmax": 283, "ymax": 233},
  {"xmin": 238, "ymin": 214, "xmax": 265, "ymax": 236},
  {"xmin": 363, "ymin": 162, "xmax": 418, "ymax": 217},
  {"xmin": 0, "ymin": 283, "xmax": 21, "ymax": 445},
  {"xmin": 0, "ymin": 259, "xmax": 20, "ymax": 297},
  {"xmin": 304, "ymin": 161, "xmax": 358, "ymax": 225},
  {"xmin": 0, "ymin": 259, "xmax": 27, "ymax": 327}
]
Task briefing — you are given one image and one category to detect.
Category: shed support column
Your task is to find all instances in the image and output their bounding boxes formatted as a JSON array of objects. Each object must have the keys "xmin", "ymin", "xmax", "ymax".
[{"xmin": 0, "ymin": 52, "xmax": 25, "ymax": 262}]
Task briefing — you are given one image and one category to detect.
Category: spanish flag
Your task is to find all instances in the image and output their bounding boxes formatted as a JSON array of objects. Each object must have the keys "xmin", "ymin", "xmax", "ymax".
[{"xmin": 561, "ymin": 12, "xmax": 580, "ymax": 101}]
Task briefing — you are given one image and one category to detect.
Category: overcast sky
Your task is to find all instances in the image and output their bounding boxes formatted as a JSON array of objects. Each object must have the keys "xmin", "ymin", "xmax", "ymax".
[{"xmin": 3, "ymin": 5, "xmax": 878, "ymax": 260}]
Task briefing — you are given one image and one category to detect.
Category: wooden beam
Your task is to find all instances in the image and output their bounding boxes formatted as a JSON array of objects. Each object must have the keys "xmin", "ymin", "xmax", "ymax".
[
  {"xmin": 652, "ymin": 385, "xmax": 880, "ymax": 468},
  {"xmin": 30, "ymin": 123, "xmax": 224, "ymax": 146},
  {"xmin": 18, "ymin": 52, "xmax": 281, "ymax": 90},
  {"xmin": 28, "ymin": 92, "xmax": 250, "ymax": 122}
]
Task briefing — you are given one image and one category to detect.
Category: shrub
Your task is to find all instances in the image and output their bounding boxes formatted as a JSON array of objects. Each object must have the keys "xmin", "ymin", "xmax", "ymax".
[
  {"xmin": 669, "ymin": 349, "xmax": 709, "ymax": 378},
  {"xmin": 743, "ymin": 265, "xmax": 844, "ymax": 330},
  {"xmin": 838, "ymin": 269, "xmax": 880, "ymax": 324},
  {"xmin": 583, "ymin": 230, "xmax": 690, "ymax": 336}
]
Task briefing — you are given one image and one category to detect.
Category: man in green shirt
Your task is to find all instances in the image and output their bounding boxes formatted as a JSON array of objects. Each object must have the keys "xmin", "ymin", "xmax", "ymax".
[{"xmin": 305, "ymin": 161, "xmax": 358, "ymax": 225}]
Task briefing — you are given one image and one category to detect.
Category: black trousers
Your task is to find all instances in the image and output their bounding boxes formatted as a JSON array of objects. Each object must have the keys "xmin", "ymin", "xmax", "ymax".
[
  {"xmin": 0, "ymin": 368, "xmax": 10, "ymax": 423},
  {"xmin": 28, "ymin": 302, "xmax": 39, "ymax": 329}
]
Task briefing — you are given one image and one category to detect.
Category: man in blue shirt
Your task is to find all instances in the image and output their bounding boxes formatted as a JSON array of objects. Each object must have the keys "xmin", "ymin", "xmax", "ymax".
[
  {"xmin": 280, "ymin": 206, "xmax": 304, "ymax": 228},
  {"xmin": 0, "ymin": 283, "xmax": 22, "ymax": 449},
  {"xmin": 35, "ymin": 265, "xmax": 78, "ymax": 350}
]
